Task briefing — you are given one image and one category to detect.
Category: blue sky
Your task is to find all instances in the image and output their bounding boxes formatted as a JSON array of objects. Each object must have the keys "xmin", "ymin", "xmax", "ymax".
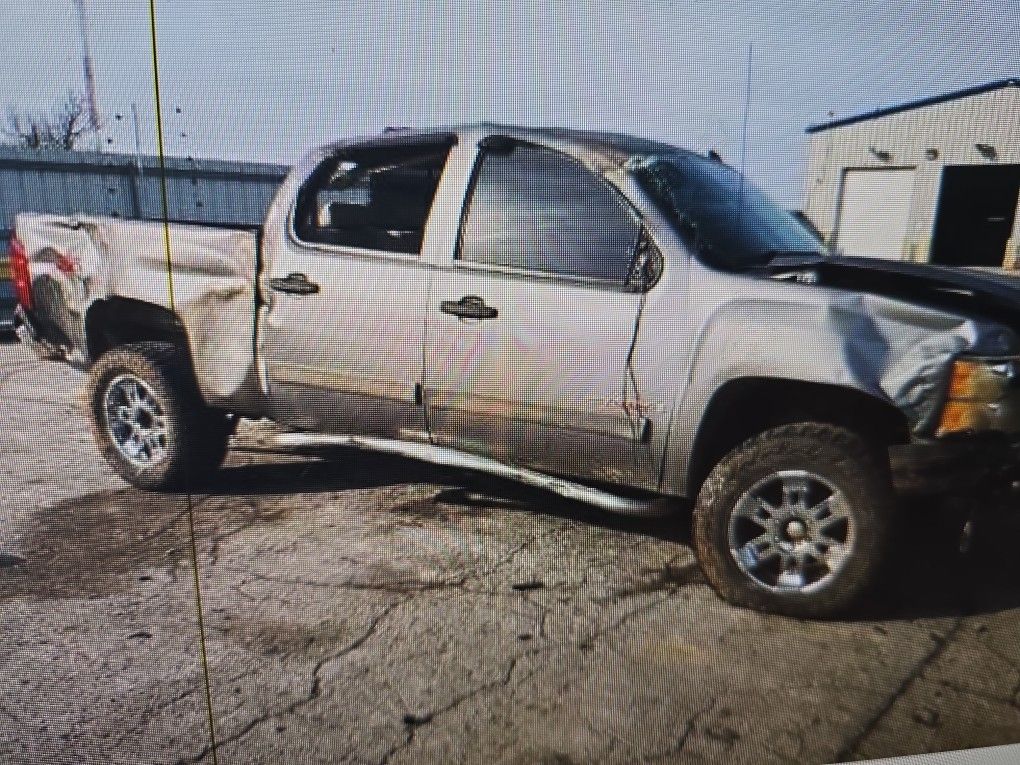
[{"xmin": 3, "ymin": 0, "xmax": 1017, "ymax": 206}]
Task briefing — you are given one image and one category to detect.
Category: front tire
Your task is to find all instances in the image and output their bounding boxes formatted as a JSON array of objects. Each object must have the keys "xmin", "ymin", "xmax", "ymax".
[
  {"xmin": 692, "ymin": 423, "xmax": 894, "ymax": 618},
  {"xmin": 87, "ymin": 342, "xmax": 230, "ymax": 491}
]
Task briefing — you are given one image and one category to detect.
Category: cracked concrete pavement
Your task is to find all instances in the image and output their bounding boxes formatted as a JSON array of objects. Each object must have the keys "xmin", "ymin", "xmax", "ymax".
[{"xmin": 1, "ymin": 340, "xmax": 1019, "ymax": 764}]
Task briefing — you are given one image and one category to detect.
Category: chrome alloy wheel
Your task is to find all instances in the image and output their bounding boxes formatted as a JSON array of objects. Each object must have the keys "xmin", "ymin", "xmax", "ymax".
[
  {"xmin": 728, "ymin": 470, "xmax": 856, "ymax": 594},
  {"xmin": 103, "ymin": 374, "xmax": 169, "ymax": 466}
]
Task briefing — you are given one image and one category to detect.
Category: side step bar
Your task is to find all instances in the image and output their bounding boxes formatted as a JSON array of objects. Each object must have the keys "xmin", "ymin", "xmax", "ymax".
[{"xmin": 271, "ymin": 432, "xmax": 673, "ymax": 518}]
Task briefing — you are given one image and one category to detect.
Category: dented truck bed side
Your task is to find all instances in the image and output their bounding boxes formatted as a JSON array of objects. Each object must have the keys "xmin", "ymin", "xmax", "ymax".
[{"xmin": 14, "ymin": 212, "xmax": 263, "ymax": 411}]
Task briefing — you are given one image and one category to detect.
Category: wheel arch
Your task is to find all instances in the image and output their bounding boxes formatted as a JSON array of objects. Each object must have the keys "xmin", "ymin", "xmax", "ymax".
[
  {"xmin": 85, "ymin": 297, "xmax": 190, "ymax": 362},
  {"xmin": 682, "ymin": 377, "xmax": 910, "ymax": 497}
]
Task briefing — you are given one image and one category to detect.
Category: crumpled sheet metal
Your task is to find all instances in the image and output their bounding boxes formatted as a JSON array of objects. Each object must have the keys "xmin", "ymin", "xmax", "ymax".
[
  {"xmin": 16, "ymin": 212, "xmax": 259, "ymax": 407},
  {"xmin": 678, "ymin": 288, "xmax": 980, "ymax": 438},
  {"xmin": 846, "ymin": 294, "xmax": 978, "ymax": 434}
]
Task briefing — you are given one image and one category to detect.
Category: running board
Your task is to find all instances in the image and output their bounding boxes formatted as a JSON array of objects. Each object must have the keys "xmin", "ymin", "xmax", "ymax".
[{"xmin": 271, "ymin": 432, "xmax": 672, "ymax": 518}]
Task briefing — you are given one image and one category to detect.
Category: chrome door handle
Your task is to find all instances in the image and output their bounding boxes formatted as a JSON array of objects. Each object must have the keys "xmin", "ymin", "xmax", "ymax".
[
  {"xmin": 440, "ymin": 295, "xmax": 498, "ymax": 320},
  {"xmin": 269, "ymin": 273, "xmax": 320, "ymax": 295}
]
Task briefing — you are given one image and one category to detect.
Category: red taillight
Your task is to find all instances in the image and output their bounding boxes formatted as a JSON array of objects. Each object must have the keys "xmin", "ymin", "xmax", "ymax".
[{"xmin": 9, "ymin": 234, "xmax": 33, "ymax": 310}]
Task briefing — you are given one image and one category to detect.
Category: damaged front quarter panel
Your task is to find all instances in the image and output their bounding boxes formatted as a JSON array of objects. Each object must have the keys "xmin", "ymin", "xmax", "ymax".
[
  {"xmin": 663, "ymin": 276, "xmax": 1018, "ymax": 497},
  {"xmin": 773, "ymin": 259, "xmax": 1020, "ymax": 437},
  {"xmin": 833, "ymin": 293, "xmax": 996, "ymax": 437}
]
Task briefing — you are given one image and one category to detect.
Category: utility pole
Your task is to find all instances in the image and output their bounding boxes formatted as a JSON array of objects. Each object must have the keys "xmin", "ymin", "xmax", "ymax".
[
  {"xmin": 73, "ymin": 0, "xmax": 103, "ymax": 151},
  {"xmin": 131, "ymin": 102, "xmax": 144, "ymax": 175}
]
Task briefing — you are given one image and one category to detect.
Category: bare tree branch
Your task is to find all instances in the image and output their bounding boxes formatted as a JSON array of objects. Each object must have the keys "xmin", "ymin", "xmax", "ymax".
[{"xmin": 3, "ymin": 91, "xmax": 94, "ymax": 150}]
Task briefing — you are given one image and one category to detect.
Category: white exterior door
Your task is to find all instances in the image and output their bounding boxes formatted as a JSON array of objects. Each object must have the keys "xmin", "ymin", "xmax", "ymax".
[{"xmin": 836, "ymin": 168, "xmax": 916, "ymax": 259}]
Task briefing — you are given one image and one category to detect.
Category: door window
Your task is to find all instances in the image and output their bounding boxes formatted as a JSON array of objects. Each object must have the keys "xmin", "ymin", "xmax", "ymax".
[
  {"xmin": 459, "ymin": 144, "xmax": 642, "ymax": 284},
  {"xmin": 295, "ymin": 143, "xmax": 452, "ymax": 255}
]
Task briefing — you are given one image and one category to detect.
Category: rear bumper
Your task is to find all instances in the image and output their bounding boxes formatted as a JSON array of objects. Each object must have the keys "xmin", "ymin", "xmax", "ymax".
[
  {"xmin": 0, "ymin": 280, "xmax": 15, "ymax": 332},
  {"xmin": 890, "ymin": 437, "xmax": 1020, "ymax": 495},
  {"xmin": 13, "ymin": 305, "xmax": 66, "ymax": 360}
]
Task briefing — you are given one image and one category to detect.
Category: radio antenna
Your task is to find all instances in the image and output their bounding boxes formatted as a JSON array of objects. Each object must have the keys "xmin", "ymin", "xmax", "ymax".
[{"xmin": 738, "ymin": 44, "xmax": 754, "ymax": 209}]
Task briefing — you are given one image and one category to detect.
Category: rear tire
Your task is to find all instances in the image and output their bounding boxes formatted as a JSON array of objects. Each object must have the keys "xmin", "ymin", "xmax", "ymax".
[
  {"xmin": 692, "ymin": 423, "xmax": 894, "ymax": 618},
  {"xmin": 87, "ymin": 342, "xmax": 230, "ymax": 491}
]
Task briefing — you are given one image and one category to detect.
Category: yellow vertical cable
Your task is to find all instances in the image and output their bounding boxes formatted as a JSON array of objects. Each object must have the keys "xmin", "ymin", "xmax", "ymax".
[
  {"xmin": 147, "ymin": 1, "xmax": 176, "ymax": 309},
  {"xmin": 147, "ymin": 2, "xmax": 218, "ymax": 762}
]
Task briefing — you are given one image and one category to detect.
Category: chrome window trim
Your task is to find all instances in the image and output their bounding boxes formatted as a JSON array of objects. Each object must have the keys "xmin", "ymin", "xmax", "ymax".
[{"xmin": 446, "ymin": 253, "xmax": 641, "ymax": 294}]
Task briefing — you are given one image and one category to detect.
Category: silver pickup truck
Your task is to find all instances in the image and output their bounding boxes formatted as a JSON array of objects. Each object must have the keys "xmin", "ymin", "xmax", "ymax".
[{"xmin": 12, "ymin": 124, "xmax": 1020, "ymax": 617}]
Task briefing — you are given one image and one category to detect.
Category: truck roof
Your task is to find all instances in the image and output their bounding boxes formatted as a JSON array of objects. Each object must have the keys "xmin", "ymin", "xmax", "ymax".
[{"xmin": 336, "ymin": 123, "xmax": 692, "ymax": 169}]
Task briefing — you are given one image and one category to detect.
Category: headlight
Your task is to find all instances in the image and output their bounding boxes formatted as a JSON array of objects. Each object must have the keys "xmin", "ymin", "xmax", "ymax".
[{"xmin": 937, "ymin": 356, "xmax": 1020, "ymax": 436}]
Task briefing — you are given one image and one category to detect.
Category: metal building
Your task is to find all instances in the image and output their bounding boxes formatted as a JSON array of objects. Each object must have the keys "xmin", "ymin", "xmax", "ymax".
[{"xmin": 802, "ymin": 78, "xmax": 1020, "ymax": 268}]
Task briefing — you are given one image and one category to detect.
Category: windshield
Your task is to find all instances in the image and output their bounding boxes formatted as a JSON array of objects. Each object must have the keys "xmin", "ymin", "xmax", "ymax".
[{"xmin": 632, "ymin": 154, "xmax": 827, "ymax": 270}]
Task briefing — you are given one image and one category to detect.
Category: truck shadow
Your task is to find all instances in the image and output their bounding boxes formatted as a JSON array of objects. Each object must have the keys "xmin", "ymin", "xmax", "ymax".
[
  {"xmin": 860, "ymin": 496, "xmax": 1020, "ymax": 623},
  {"xmin": 211, "ymin": 445, "xmax": 688, "ymax": 536},
  {"xmin": 205, "ymin": 447, "xmax": 1020, "ymax": 622}
]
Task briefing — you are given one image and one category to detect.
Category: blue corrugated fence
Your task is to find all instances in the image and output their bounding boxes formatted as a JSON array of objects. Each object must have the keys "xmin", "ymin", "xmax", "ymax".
[{"xmin": 0, "ymin": 146, "xmax": 290, "ymax": 253}]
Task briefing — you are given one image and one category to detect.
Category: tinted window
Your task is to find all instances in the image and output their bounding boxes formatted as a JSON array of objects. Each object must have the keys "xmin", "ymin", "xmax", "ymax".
[
  {"xmin": 459, "ymin": 145, "xmax": 641, "ymax": 283},
  {"xmin": 295, "ymin": 144, "xmax": 451, "ymax": 254}
]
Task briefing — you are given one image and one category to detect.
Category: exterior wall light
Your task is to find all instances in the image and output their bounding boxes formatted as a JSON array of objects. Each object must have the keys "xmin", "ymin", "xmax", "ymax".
[
  {"xmin": 925, "ymin": 148, "xmax": 939, "ymax": 160},
  {"xmin": 976, "ymin": 143, "xmax": 998, "ymax": 160},
  {"xmin": 869, "ymin": 146, "xmax": 892, "ymax": 162}
]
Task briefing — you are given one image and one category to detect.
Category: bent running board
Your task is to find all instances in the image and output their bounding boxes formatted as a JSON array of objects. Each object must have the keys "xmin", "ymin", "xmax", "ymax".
[{"xmin": 271, "ymin": 432, "xmax": 673, "ymax": 518}]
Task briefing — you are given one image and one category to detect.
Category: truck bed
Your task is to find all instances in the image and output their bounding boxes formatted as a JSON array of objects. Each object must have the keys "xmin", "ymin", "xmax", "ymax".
[{"xmin": 14, "ymin": 212, "xmax": 263, "ymax": 410}]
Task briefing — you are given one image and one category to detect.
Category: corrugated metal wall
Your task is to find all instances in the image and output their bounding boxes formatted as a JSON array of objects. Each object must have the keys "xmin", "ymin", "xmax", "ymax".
[{"xmin": 0, "ymin": 146, "xmax": 290, "ymax": 254}]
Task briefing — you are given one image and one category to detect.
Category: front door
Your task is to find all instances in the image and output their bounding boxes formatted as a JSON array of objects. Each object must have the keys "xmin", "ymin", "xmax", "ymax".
[
  {"xmin": 261, "ymin": 137, "xmax": 454, "ymax": 439},
  {"xmin": 424, "ymin": 141, "xmax": 658, "ymax": 487}
]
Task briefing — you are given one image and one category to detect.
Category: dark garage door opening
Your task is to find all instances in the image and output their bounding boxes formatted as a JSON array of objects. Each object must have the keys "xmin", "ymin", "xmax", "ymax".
[{"xmin": 930, "ymin": 164, "xmax": 1020, "ymax": 267}]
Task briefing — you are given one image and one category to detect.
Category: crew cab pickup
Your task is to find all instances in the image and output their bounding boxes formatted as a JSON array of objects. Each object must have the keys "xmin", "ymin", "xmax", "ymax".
[{"xmin": 12, "ymin": 124, "xmax": 1020, "ymax": 617}]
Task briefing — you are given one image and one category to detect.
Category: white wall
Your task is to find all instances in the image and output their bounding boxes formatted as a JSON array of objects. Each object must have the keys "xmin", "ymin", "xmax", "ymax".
[{"xmin": 802, "ymin": 85, "xmax": 1020, "ymax": 265}]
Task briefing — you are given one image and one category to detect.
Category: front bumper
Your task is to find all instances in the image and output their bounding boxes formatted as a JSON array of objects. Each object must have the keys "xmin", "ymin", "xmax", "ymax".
[{"xmin": 890, "ymin": 437, "xmax": 1020, "ymax": 495}]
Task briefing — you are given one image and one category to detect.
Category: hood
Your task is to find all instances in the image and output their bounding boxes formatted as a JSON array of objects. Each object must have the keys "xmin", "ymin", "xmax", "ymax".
[{"xmin": 764, "ymin": 254, "xmax": 1020, "ymax": 337}]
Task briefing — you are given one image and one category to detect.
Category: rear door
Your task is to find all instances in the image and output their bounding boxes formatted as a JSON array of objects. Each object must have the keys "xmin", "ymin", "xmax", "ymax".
[
  {"xmin": 261, "ymin": 136, "xmax": 454, "ymax": 439},
  {"xmin": 424, "ymin": 140, "xmax": 658, "ymax": 487}
]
